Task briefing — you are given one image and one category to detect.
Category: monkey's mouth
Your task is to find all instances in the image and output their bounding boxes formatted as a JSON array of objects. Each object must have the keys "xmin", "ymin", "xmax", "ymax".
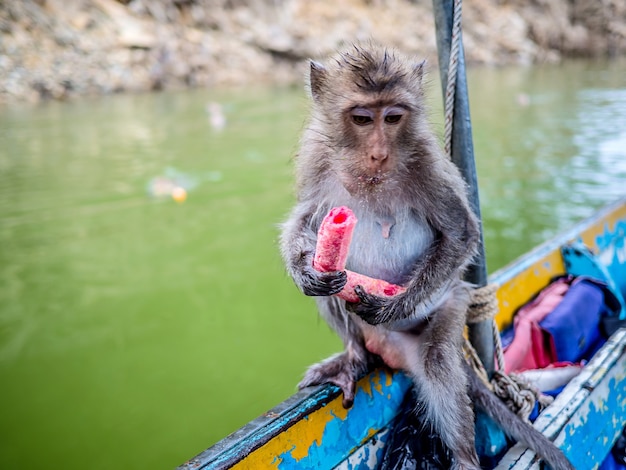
[
  {"xmin": 340, "ymin": 170, "xmax": 387, "ymax": 195},
  {"xmin": 359, "ymin": 172, "xmax": 388, "ymax": 188},
  {"xmin": 350, "ymin": 168, "xmax": 385, "ymax": 184}
]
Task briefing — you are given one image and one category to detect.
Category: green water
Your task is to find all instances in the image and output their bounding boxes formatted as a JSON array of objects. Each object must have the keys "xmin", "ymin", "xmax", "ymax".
[{"xmin": 0, "ymin": 60, "xmax": 624, "ymax": 469}]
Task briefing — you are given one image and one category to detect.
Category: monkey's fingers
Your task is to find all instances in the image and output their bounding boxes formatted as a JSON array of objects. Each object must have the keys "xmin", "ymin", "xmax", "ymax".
[
  {"xmin": 298, "ymin": 355, "xmax": 357, "ymax": 409},
  {"xmin": 301, "ymin": 268, "xmax": 347, "ymax": 296},
  {"xmin": 347, "ymin": 285, "xmax": 393, "ymax": 325}
]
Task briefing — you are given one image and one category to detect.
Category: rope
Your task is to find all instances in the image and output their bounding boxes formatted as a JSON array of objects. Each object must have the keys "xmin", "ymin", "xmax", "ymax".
[
  {"xmin": 492, "ymin": 321, "xmax": 505, "ymax": 373},
  {"xmin": 467, "ymin": 284, "xmax": 505, "ymax": 371},
  {"xmin": 465, "ymin": 284, "xmax": 553, "ymax": 421},
  {"xmin": 467, "ymin": 283, "xmax": 498, "ymax": 323},
  {"xmin": 492, "ymin": 371, "xmax": 553, "ymax": 421},
  {"xmin": 443, "ymin": 0, "xmax": 552, "ymax": 421},
  {"xmin": 443, "ymin": 0, "xmax": 463, "ymax": 157}
]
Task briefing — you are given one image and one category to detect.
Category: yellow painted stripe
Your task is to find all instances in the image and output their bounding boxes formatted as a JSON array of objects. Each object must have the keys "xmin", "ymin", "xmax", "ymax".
[
  {"xmin": 230, "ymin": 370, "xmax": 401, "ymax": 469},
  {"xmin": 231, "ymin": 397, "xmax": 344, "ymax": 469},
  {"xmin": 494, "ymin": 250, "xmax": 565, "ymax": 331}
]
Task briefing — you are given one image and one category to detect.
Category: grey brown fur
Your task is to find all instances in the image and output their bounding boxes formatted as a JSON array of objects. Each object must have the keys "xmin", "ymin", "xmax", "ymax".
[{"xmin": 280, "ymin": 44, "xmax": 573, "ymax": 470}]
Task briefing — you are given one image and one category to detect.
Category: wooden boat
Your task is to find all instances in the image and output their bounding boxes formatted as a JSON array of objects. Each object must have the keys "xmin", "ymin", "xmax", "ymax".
[
  {"xmin": 178, "ymin": 198, "xmax": 626, "ymax": 470},
  {"xmin": 178, "ymin": 1, "xmax": 626, "ymax": 468}
]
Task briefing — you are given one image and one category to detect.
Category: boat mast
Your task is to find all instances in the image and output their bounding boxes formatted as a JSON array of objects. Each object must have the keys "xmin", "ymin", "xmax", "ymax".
[{"xmin": 432, "ymin": 0, "xmax": 495, "ymax": 377}]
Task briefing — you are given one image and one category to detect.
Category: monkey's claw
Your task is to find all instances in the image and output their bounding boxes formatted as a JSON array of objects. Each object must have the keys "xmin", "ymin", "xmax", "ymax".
[{"xmin": 298, "ymin": 353, "xmax": 360, "ymax": 408}]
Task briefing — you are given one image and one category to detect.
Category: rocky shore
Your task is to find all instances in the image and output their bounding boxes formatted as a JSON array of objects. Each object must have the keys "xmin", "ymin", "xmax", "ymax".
[{"xmin": 1, "ymin": 0, "xmax": 625, "ymax": 104}]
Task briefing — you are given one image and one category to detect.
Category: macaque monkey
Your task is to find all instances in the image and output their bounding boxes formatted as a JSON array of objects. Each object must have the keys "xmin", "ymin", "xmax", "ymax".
[{"xmin": 280, "ymin": 45, "xmax": 574, "ymax": 470}]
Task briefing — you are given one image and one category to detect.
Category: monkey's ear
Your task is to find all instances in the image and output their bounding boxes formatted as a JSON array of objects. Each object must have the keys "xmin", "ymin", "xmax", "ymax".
[
  {"xmin": 309, "ymin": 60, "xmax": 327, "ymax": 101},
  {"xmin": 412, "ymin": 59, "xmax": 426, "ymax": 84}
]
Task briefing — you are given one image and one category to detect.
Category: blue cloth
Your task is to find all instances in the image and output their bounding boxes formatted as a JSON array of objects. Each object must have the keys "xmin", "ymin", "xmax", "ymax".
[{"xmin": 540, "ymin": 278, "xmax": 617, "ymax": 364}]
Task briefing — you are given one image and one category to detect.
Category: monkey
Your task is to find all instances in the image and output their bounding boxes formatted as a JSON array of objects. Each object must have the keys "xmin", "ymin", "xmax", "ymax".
[{"xmin": 279, "ymin": 44, "xmax": 574, "ymax": 470}]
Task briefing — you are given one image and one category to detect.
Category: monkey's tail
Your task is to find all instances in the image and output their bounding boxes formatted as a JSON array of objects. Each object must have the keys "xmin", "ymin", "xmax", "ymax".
[{"xmin": 465, "ymin": 364, "xmax": 575, "ymax": 470}]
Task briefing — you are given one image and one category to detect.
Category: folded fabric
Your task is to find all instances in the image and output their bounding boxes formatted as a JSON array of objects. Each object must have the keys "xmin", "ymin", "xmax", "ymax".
[
  {"xmin": 518, "ymin": 363, "xmax": 582, "ymax": 393},
  {"xmin": 540, "ymin": 277, "xmax": 610, "ymax": 364},
  {"xmin": 503, "ymin": 277, "xmax": 571, "ymax": 373},
  {"xmin": 504, "ymin": 276, "xmax": 620, "ymax": 373}
]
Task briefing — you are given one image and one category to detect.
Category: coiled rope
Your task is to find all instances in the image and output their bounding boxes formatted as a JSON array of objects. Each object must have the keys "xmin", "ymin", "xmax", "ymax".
[{"xmin": 464, "ymin": 285, "xmax": 553, "ymax": 421}]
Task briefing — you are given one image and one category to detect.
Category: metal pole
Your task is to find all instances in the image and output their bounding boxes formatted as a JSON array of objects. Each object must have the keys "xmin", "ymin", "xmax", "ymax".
[{"xmin": 432, "ymin": 0, "xmax": 494, "ymax": 377}]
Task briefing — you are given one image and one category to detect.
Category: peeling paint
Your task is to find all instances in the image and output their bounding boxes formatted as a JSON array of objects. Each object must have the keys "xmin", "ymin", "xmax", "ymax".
[
  {"xmin": 371, "ymin": 371, "xmax": 383, "ymax": 394},
  {"xmin": 249, "ymin": 370, "xmax": 412, "ymax": 470},
  {"xmin": 555, "ymin": 358, "xmax": 626, "ymax": 468}
]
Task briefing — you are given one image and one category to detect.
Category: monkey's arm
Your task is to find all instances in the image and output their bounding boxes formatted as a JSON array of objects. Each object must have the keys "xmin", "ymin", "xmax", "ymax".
[
  {"xmin": 280, "ymin": 202, "xmax": 347, "ymax": 297},
  {"xmin": 349, "ymin": 188, "xmax": 480, "ymax": 325}
]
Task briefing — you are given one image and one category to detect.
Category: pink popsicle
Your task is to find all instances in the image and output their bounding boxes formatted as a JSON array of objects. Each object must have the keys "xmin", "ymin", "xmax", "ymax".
[
  {"xmin": 313, "ymin": 206, "xmax": 356, "ymax": 271},
  {"xmin": 313, "ymin": 206, "xmax": 406, "ymax": 302}
]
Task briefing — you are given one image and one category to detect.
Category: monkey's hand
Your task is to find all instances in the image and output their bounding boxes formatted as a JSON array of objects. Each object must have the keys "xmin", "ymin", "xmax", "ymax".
[
  {"xmin": 348, "ymin": 282, "xmax": 449, "ymax": 326},
  {"xmin": 346, "ymin": 285, "xmax": 401, "ymax": 325},
  {"xmin": 299, "ymin": 265, "xmax": 347, "ymax": 297}
]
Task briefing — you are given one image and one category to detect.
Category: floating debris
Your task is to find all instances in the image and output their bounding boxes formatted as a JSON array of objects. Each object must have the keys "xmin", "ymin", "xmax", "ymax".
[
  {"xmin": 147, "ymin": 167, "xmax": 222, "ymax": 202},
  {"xmin": 147, "ymin": 167, "xmax": 196, "ymax": 202},
  {"xmin": 206, "ymin": 102, "xmax": 226, "ymax": 131},
  {"xmin": 148, "ymin": 176, "xmax": 187, "ymax": 203},
  {"xmin": 171, "ymin": 186, "xmax": 187, "ymax": 203}
]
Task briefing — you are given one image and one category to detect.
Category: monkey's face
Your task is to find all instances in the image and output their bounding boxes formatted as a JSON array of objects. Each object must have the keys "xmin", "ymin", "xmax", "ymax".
[
  {"xmin": 336, "ymin": 98, "xmax": 413, "ymax": 196},
  {"xmin": 306, "ymin": 45, "xmax": 427, "ymax": 198}
]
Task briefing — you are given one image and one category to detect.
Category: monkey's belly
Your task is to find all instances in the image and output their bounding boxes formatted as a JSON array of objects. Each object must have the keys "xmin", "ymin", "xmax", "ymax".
[
  {"xmin": 345, "ymin": 211, "xmax": 434, "ymax": 286},
  {"xmin": 361, "ymin": 324, "xmax": 418, "ymax": 371}
]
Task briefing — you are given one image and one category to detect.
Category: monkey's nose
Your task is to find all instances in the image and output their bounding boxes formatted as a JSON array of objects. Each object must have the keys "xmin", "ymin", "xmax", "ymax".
[
  {"xmin": 371, "ymin": 153, "xmax": 388, "ymax": 163},
  {"xmin": 370, "ymin": 153, "xmax": 389, "ymax": 170}
]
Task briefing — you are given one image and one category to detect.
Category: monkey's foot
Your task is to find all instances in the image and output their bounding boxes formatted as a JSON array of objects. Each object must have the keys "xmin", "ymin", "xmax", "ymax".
[{"xmin": 298, "ymin": 352, "xmax": 364, "ymax": 408}]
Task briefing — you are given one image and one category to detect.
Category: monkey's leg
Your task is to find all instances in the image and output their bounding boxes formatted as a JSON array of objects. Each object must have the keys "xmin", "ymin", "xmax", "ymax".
[
  {"xmin": 299, "ymin": 296, "xmax": 374, "ymax": 408},
  {"xmin": 409, "ymin": 286, "xmax": 481, "ymax": 470}
]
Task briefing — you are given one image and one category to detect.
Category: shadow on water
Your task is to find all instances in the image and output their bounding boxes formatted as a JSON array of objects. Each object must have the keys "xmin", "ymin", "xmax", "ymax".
[{"xmin": 0, "ymin": 59, "xmax": 624, "ymax": 469}]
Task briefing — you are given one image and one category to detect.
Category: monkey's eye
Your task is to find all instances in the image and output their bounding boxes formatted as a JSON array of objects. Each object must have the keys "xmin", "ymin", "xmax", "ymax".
[
  {"xmin": 352, "ymin": 115, "xmax": 373, "ymax": 126},
  {"xmin": 384, "ymin": 114, "xmax": 402, "ymax": 124},
  {"xmin": 384, "ymin": 106, "xmax": 406, "ymax": 124}
]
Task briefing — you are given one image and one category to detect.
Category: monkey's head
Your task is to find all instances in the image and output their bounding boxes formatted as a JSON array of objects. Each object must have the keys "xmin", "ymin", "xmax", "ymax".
[{"xmin": 306, "ymin": 44, "xmax": 430, "ymax": 199}]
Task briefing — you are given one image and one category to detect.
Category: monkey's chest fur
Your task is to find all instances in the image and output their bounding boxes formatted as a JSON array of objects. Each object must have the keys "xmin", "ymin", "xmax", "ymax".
[{"xmin": 345, "ymin": 208, "xmax": 434, "ymax": 286}]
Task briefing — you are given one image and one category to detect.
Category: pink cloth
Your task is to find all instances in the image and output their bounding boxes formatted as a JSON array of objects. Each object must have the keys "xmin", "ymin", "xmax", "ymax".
[{"xmin": 503, "ymin": 277, "xmax": 571, "ymax": 373}]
